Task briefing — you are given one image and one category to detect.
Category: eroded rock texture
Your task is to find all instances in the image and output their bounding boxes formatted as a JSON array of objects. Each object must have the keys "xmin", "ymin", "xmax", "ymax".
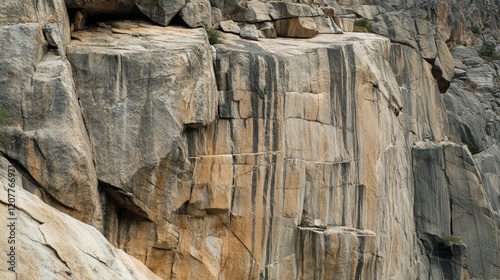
[
  {"xmin": 0, "ymin": 0, "xmax": 500, "ymax": 279},
  {"xmin": 0, "ymin": 157, "xmax": 161, "ymax": 279}
]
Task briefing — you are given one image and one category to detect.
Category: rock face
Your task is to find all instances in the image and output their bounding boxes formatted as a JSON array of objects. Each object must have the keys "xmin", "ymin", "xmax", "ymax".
[
  {"xmin": 413, "ymin": 141, "xmax": 500, "ymax": 279},
  {"xmin": 1, "ymin": 0, "xmax": 500, "ymax": 279},
  {"xmin": 68, "ymin": 22, "xmax": 217, "ymax": 196},
  {"xmin": 180, "ymin": 0, "xmax": 212, "ymax": 28},
  {"xmin": 0, "ymin": 157, "xmax": 161, "ymax": 279},
  {"xmin": 274, "ymin": 17, "xmax": 319, "ymax": 38},
  {"xmin": 0, "ymin": 0, "xmax": 101, "ymax": 227}
]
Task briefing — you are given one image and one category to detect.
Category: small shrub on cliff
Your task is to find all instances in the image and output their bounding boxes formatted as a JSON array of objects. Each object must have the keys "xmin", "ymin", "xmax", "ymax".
[
  {"xmin": 0, "ymin": 106, "xmax": 11, "ymax": 146},
  {"xmin": 466, "ymin": 142, "xmax": 480, "ymax": 155},
  {"xmin": 439, "ymin": 235, "xmax": 463, "ymax": 247},
  {"xmin": 207, "ymin": 28, "xmax": 220, "ymax": 45},
  {"xmin": 0, "ymin": 107, "xmax": 10, "ymax": 125},
  {"xmin": 469, "ymin": 25, "xmax": 481, "ymax": 35},
  {"xmin": 353, "ymin": 18, "xmax": 372, "ymax": 33},
  {"xmin": 478, "ymin": 40, "xmax": 499, "ymax": 60}
]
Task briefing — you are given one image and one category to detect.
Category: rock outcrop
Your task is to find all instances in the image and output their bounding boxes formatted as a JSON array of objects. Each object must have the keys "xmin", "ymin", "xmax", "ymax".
[
  {"xmin": 0, "ymin": 0, "xmax": 101, "ymax": 227},
  {"xmin": 0, "ymin": 156, "xmax": 161, "ymax": 279},
  {"xmin": 413, "ymin": 141, "xmax": 500, "ymax": 279},
  {"xmin": 0, "ymin": 0, "xmax": 499, "ymax": 279}
]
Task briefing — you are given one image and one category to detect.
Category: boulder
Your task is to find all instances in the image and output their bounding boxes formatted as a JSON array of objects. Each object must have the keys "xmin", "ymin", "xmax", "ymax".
[
  {"xmin": 322, "ymin": 7, "xmax": 336, "ymax": 17},
  {"xmin": 371, "ymin": 14, "xmax": 420, "ymax": 50},
  {"xmin": 135, "ymin": 0, "xmax": 187, "ymax": 26},
  {"xmin": 0, "ymin": 0, "xmax": 70, "ymax": 47},
  {"xmin": 268, "ymin": 1, "xmax": 322, "ymax": 20},
  {"xmin": 209, "ymin": 0, "xmax": 244, "ymax": 16},
  {"xmin": 274, "ymin": 17, "xmax": 318, "ymax": 38},
  {"xmin": 180, "ymin": 0, "xmax": 212, "ymax": 28},
  {"xmin": 259, "ymin": 21, "xmax": 277, "ymax": 38},
  {"xmin": 334, "ymin": 16, "xmax": 355, "ymax": 32},
  {"xmin": 232, "ymin": 0, "xmax": 270, "ymax": 23},
  {"xmin": 348, "ymin": 4, "xmax": 385, "ymax": 20},
  {"xmin": 314, "ymin": 16, "xmax": 343, "ymax": 34},
  {"xmin": 240, "ymin": 24, "xmax": 259, "ymax": 40},
  {"xmin": 433, "ymin": 35, "xmax": 455, "ymax": 92},
  {"xmin": 219, "ymin": 20, "xmax": 241, "ymax": 34},
  {"xmin": 65, "ymin": 0, "xmax": 135, "ymax": 14},
  {"xmin": 211, "ymin": 6, "xmax": 225, "ymax": 26},
  {"xmin": 415, "ymin": 19, "xmax": 437, "ymax": 60},
  {"xmin": 473, "ymin": 145, "xmax": 500, "ymax": 215}
]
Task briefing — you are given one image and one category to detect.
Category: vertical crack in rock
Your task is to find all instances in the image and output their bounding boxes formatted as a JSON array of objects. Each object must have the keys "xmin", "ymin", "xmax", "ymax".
[{"xmin": 39, "ymin": 227, "xmax": 72, "ymax": 276}]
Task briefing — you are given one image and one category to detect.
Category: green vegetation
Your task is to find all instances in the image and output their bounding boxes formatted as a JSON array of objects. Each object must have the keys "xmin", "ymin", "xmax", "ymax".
[
  {"xmin": 207, "ymin": 28, "xmax": 220, "ymax": 45},
  {"xmin": 0, "ymin": 106, "xmax": 10, "ymax": 125},
  {"xmin": 353, "ymin": 18, "xmax": 372, "ymax": 33},
  {"xmin": 478, "ymin": 40, "xmax": 500, "ymax": 60},
  {"xmin": 465, "ymin": 141, "xmax": 480, "ymax": 155},
  {"xmin": 0, "ymin": 106, "xmax": 11, "ymax": 146},
  {"xmin": 469, "ymin": 25, "xmax": 481, "ymax": 35},
  {"xmin": 439, "ymin": 235, "xmax": 463, "ymax": 247}
]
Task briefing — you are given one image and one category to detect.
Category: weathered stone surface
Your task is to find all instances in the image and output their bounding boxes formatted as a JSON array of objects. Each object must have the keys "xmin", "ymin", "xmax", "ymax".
[
  {"xmin": 135, "ymin": 0, "xmax": 187, "ymax": 26},
  {"xmin": 1, "ymin": 0, "xmax": 500, "ymax": 279},
  {"xmin": 473, "ymin": 145, "xmax": 500, "ymax": 216},
  {"xmin": 274, "ymin": 17, "xmax": 318, "ymax": 38},
  {"xmin": 180, "ymin": 0, "xmax": 212, "ymax": 28},
  {"xmin": 0, "ymin": 0, "xmax": 100, "ymax": 226},
  {"xmin": 314, "ymin": 16, "xmax": 343, "ymax": 34},
  {"xmin": 334, "ymin": 16, "xmax": 355, "ymax": 32},
  {"xmin": 232, "ymin": 0, "xmax": 271, "ymax": 23},
  {"xmin": 268, "ymin": 1, "xmax": 322, "ymax": 20},
  {"xmin": 296, "ymin": 227, "xmax": 377, "ymax": 279},
  {"xmin": 66, "ymin": 23, "xmax": 217, "ymax": 277},
  {"xmin": 68, "ymin": 22, "xmax": 217, "ymax": 193},
  {"xmin": 322, "ymin": 7, "xmax": 336, "ymax": 17},
  {"xmin": 413, "ymin": 141, "xmax": 500, "ymax": 279},
  {"xmin": 1, "ymin": 0, "xmax": 70, "ymax": 47},
  {"xmin": 181, "ymin": 32, "xmax": 449, "ymax": 279},
  {"xmin": 443, "ymin": 45, "xmax": 500, "ymax": 153},
  {"xmin": 259, "ymin": 21, "xmax": 277, "ymax": 38},
  {"xmin": 348, "ymin": 4, "xmax": 384, "ymax": 20},
  {"xmin": 65, "ymin": 0, "xmax": 135, "ymax": 14},
  {"xmin": 211, "ymin": 6, "xmax": 225, "ymax": 26},
  {"xmin": 209, "ymin": 0, "xmax": 244, "ymax": 17},
  {"xmin": 371, "ymin": 13, "xmax": 455, "ymax": 92},
  {"xmin": 0, "ymin": 0, "xmax": 70, "ymax": 50},
  {"xmin": 2, "ymin": 52, "xmax": 101, "ymax": 226},
  {"xmin": 219, "ymin": 20, "xmax": 241, "ymax": 34},
  {"xmin": 240, "ymin": 24, "xmax": 259, "ymax": 40},
  {"xmin": 0, "ymin": 157, "xmax": 161, "ymax": 280}
]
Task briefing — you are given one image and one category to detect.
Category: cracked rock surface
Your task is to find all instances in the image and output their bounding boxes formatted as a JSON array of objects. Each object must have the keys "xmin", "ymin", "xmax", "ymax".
[{"xmin": 0, "ymin": 157, "xmax": 161, "ymax": 279}]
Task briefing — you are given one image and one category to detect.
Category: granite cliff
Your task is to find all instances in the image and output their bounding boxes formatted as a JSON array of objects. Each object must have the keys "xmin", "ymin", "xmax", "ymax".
[{"xmin": 0, "ymin": 0, "xmax": 499, "ymax": 279}]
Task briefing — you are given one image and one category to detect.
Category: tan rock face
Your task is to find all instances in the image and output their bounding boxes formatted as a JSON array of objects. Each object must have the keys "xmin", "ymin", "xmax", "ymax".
[
  {"xmin": 179, "ymin": 32, "xmax": 449, "ymax": 279},
  {"xmin": 67, "ymin": 23, "xmax": 217, "ymax": 209},
  {"xmin": 275, "ymin": 17, "xmax": 319, "ymax": 38},
  {"xmin": 0, "ymin": 0, "xmax": 100, "ymax": 226},
  {"xmin": 1, "ymin": 1, "xmax": 499, "ymax": 279},
  {"xmin": 0, "ymin": 157, "xmax": 161, "ymax": 279}
]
